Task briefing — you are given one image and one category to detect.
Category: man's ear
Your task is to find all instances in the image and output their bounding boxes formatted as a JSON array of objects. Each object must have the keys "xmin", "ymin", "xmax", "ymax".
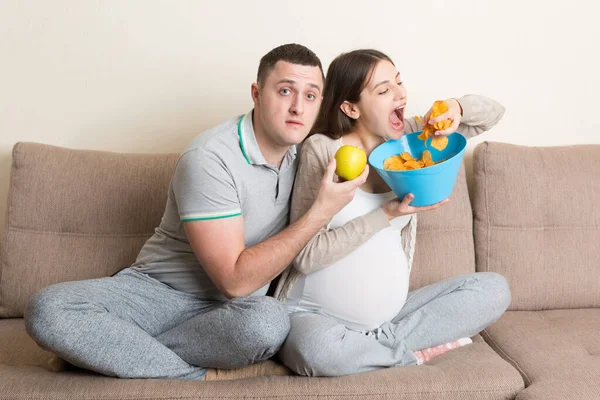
[
  {"xmin": 340, "ymin": 101, "xmax": 360, "ymax": 120},
  {"xmin": 251, "ymin": 83, "xmax": 260, "ymax": 106}
]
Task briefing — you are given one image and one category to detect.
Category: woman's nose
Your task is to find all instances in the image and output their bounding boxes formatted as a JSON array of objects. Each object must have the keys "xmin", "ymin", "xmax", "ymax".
[{"xmin": 393, "ymin": 84, "xmax": 406, "ymax": 100}]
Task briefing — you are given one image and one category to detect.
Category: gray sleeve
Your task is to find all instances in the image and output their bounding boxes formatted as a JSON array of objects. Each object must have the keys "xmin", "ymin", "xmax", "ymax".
[
  {"xmin": 455, "ymin": 95, "xmax": 506, "ymax": 139},
  {"xmin": 403, "ymin": 95, "xmax": 505, "ymax": 139},
  {"xmin": 403, "ymin": 115, "xmax": 424, "ymax": 134},
  {"xmin": 171, "ymin": 149, "xmax": 241, "ymax": 222}
]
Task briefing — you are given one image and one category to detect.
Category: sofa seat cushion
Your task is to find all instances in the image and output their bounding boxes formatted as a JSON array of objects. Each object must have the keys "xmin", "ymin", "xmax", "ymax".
[
  {"xmin": 0, "ymin": 325, "xmax": 523, "ymax": 400},
  {"xmin": 483, "ymin": 309, "xmax": 600, "ymax": 399},
  {"xmin": 0, "ymin": 318, "xmax": 55, "ymax": 369}
]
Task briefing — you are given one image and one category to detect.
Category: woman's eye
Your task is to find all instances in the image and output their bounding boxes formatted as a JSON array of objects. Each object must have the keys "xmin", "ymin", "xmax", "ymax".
[
  {"xmin": 307, "ymin": 93, "xmax": 315, "ymax": 100},
  {"xmin": 397, "ymin": 81, "xmax": 403, "ymax": 86},
  {"xmin": 379, "ymin": 89, "xmax": 389, "ymax": 95}
]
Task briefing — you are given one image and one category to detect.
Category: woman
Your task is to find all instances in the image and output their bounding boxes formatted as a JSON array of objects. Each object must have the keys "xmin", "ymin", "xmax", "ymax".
[{"xmin": 273, "ymin": 49, "xmax": 511, "ymax": 377}]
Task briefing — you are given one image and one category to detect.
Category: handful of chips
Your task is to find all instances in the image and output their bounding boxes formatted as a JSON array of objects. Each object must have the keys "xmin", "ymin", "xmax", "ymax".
[
  {"xmin": 383, "ymin": 100, "xmax": 455, "ymax": 171},
  {"xmin": 416, "ymin": 100, "xmax": 451, "ymax": 151},
  {"xmin": 383, "ymin": 150, "xmax": 445, "ymax": 171}
]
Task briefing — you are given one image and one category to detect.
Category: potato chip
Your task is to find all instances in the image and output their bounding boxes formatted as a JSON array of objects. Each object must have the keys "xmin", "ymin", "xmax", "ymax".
[
  {"xmin": 384, "ymin": 148, "xmax": 448, "ymax": 171},
  {"xmin": 383, "ymin": 155, "xmax": 405, "ymax": 170},
  {"xmin": 415, "ymin": 100, "xmax": 452, "ymax": 150},
  {"xmin": 432, "ymin": 100, "xmax": 448, "ymax": 115},
  {"xmin": 400, "ymin": 152, "xmax": 414, "ymax": 161},
  {"xmin": 421, "ymin": 150, "xmax": 433, "ymax": 164},
  {"xmin": 434, "ymin": 119, "xmax": 452, "ymax": 131},
  {"xmin": 403, "ymin": 160, "xmax": 422, "ymax": 170},
  {"xmin": 418, "ymin": 125, "xmax": 435, "ymax": 147},
  {"xmin": 430, "ymin": 136, "xmax": 449, "ymax": 151},
  {"xmin": 422, "ymin": 151, "xmax": 436, "ymax": 167}
]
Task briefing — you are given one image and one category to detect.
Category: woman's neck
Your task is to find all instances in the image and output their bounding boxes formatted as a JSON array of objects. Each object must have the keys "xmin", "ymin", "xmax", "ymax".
[
  {"xmin": 342, "ymin": 127, "xmax": 391, "ymax": 195},
  {"xmin": 341, "ymin": 126, "xmax": 384, "ymax": 157}
]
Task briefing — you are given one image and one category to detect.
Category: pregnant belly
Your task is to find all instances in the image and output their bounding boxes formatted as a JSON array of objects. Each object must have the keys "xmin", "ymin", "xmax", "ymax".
[{"xmin": 300, "ymin": 231, "xmax": 410, "ymax": 331}]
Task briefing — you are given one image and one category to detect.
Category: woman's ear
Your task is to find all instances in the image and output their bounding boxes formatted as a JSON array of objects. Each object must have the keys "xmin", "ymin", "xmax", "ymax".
[{"xmin": 340, "ymin": 101, "xmax": 360, "ymax": 120}]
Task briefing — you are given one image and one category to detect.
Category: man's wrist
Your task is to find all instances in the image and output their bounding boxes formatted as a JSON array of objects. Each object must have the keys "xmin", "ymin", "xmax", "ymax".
[{"xmin": 304, "ymin": 202, "xmax": 331, "ymax": 228}]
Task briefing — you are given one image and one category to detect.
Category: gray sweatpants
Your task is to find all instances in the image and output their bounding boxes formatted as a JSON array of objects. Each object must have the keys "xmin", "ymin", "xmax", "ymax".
[
  {"xmin": 25, "ymin": 268, "xmax": 290, "ymax": 380},
  {"xmin": 278, "ymin": 272, "xmax": 511, "ymax": 377}
]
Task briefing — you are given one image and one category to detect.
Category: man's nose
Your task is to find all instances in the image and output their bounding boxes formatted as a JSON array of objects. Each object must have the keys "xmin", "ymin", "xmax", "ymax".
[{"xmin": 290, "ymin": 95, "xmax": 304, "ymax": 115}]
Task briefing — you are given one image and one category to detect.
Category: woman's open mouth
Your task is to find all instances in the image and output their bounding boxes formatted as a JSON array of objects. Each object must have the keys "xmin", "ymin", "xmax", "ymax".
[{"xmin": 389, "ymin": 105, "xmax": 405, "ymax": 131}]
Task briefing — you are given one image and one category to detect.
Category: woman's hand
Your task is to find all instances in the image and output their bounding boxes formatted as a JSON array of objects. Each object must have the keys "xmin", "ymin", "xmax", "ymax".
[
  {"xmin": 423, "ymin": 98, "xmax": 463, "ymax": 136},
  {"xmin": 382, "ymin": 193, "xmax": 449, "ymax": 220}
]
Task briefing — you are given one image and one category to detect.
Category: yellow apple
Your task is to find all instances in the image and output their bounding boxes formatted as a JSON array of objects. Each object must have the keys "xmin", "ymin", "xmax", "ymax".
[{"xmin": 334, "ymin": 145, "xmax": 367, "ymax": 181}]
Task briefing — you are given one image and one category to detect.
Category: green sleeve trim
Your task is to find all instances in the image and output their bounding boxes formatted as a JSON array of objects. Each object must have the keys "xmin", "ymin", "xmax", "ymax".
[{"xmin": 182, "ymin": 212, "xmax": 242, "ymax": 222}]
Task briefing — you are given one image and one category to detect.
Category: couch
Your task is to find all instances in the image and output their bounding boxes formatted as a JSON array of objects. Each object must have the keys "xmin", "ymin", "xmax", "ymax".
[{"xmin": 0, "ymin": 140, "xmax": 598, "ymax": 399}]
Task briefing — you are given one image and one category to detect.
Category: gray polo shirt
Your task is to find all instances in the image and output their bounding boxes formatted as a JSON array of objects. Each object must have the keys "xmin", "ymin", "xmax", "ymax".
[{"xmin": 131, "ymin": 111, "xmax": 297, "ymax": 300}]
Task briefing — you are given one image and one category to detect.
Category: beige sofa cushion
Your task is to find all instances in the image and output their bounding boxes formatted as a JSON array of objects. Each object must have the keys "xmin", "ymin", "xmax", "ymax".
[
  {"xmin": 1, "ymin": 318, "xmax": 524, "ymax": 397},
  {"xmin": 0, "ymin": 142, "xmax": 178, "ymax": 317},
  {"xmin": 483, "ymin": 309, "xmax": 600, "ymax": 400},
  {"xmin": 472, "ymin": 142, "xmax": 600, "ymax": 310},
  {"xmin": 410, "ymin": 164, "xmax": 476, "ymax": 290},
  {"xmin": 0, "ymin": 324, "xmax": 523, "ymax": 399},
  {"xmin": 0, "ymin": 318, "xmax": 54, "ymax": 368},
  {"xmin": 1, "ymin": 142, "xmax": 476, "ymax": 317}
]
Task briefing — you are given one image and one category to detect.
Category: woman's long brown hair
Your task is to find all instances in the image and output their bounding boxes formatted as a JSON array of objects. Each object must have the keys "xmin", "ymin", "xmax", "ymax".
[{"xmin": 310, "ymin": 49, "xmax": 394, "ymax": 140}]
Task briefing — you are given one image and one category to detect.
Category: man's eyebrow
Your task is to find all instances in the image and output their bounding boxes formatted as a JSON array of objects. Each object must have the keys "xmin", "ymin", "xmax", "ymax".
[
  {"xmin": 373, "ymin": 72, "xmax": 400, "ymax": 90},
  {"xmin": 276, "ymin": 79, "xmax": 321, "ymax": 93},
  {"xmin": 308, "ymin": 83, "xmax": 322, "ymax": 93},
  {"xmin": 276, "ymin": 79, "xmax": 296, "ymax": 86}
]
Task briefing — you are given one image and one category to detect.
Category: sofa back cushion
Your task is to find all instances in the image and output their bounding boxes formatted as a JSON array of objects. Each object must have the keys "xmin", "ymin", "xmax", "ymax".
[
  {"xmin": 0, "ymin": 142, "xmax": 477, "ymax": 317},
  {"xmin": 472, "ymin": 142, "xmax": 600, "ymax": 310},
  {"xmin": 0, "ymin": 142, "xmax": 177, "ymax": 317},
  {"xmin": 410, "ymin": 164, "xmax": 476, "ymax": 290}
]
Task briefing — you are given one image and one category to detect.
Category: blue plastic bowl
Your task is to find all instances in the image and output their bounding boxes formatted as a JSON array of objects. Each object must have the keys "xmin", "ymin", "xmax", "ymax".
[{"xmin": 368, "ymin": 132, "xmax": 467, "ymax": 206}]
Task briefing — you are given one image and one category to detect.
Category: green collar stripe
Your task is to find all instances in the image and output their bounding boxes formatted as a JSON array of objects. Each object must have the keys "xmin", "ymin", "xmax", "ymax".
[{"xmin": 237, "ymin": 116, "xmax": 252, "ymax": 165}]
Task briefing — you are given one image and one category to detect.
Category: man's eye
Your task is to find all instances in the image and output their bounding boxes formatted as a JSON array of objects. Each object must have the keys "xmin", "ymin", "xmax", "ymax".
[
  {"xmin": 280, "ymin": 89, "xmax": 291, "ymax": 95},
  {"xmin": 307, "ymin": 93, "xmax": 315, "ymax": 100},
  {"xmin": 379, "ymin": 89, "xmax": 389, "ymax": 95}
]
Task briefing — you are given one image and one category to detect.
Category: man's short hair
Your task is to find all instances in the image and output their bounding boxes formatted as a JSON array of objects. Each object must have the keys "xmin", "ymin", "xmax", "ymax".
[{"xmin": 257, "ymin": 44, "xmax": 324, "ymax": 86}]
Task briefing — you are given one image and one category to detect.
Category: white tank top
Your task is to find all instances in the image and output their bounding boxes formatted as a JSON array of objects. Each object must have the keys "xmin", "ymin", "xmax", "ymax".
[{"xmin": 287, "ymin": 189, "xmax": 411, "ymax": 331}]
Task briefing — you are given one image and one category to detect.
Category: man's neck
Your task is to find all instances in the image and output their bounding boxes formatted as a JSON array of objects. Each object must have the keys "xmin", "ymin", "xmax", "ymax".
[{"xmin": 252, "ymin": 113, "xmax": 289, "ymax": 168}]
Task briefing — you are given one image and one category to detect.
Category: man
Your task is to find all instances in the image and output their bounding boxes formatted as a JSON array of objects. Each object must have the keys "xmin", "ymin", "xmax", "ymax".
[{"xmin": 25, "ymin": 43, "xmax": 369, "ymax": 380}]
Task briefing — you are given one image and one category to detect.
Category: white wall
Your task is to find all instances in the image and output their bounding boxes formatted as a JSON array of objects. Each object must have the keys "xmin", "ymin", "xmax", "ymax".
[{"xmin": 1, "ymin": 0, "xmax": 599, "ymax": 238}]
